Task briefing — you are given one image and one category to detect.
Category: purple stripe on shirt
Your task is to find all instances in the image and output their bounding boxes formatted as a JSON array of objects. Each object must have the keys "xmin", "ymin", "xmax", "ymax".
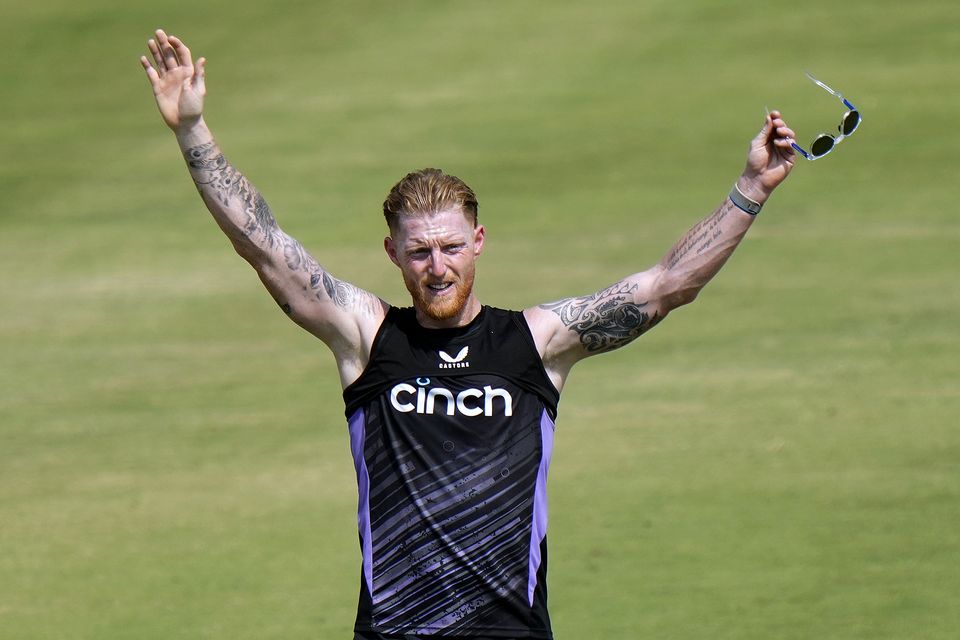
[
  {"xmin": 527, "ymin": 409, "xmax": 555, "ymax": 606},
  {"xmin": 347, "ymin": 408, "xmax": 374, "ymax": 598}
]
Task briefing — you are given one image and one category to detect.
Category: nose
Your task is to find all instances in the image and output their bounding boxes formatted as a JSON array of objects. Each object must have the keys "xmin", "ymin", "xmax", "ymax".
[{"xmin": 428, "ymin": 249, "xmax": 447, "ymax": 277}]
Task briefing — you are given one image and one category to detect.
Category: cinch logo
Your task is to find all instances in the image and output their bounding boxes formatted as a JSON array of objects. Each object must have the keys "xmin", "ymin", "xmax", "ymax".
[
  {"xmin": 390, "ymin": 378, "xmax": 512, "ymax": 417},
  {"xmin": 438, "ymin": 346, "xmax": 470, "ymax": 369}
]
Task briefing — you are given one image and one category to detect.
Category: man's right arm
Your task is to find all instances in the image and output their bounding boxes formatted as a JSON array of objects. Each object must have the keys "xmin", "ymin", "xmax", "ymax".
[
  {"xmin": 141, "ymin": 30, "xmax": 386, "ymax": 386},
  {"xmin": 176, "ymin": 121, "xmax": 386, "ymax": 345}
]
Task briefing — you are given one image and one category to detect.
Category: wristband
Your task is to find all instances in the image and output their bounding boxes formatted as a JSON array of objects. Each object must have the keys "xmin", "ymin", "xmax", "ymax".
[{"xmin": 729, "ymin": 183, "xmax": 763, "ymax": 215}]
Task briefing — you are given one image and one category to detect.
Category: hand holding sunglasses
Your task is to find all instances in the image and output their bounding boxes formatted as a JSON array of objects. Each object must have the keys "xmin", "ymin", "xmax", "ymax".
[{"xmin": 792, "ymin": 72, "xmax": 862, "ymax": 161}]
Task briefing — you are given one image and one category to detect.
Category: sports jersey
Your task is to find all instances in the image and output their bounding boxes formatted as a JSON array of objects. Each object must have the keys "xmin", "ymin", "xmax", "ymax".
[{"xmin": 342, "ymin": 306, "xmax": 560, "ymax": 638}]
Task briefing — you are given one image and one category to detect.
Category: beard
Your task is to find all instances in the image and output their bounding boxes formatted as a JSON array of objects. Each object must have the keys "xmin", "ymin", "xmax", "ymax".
[{"xmin": 403, "ymin": 267, "xmax": 476, "ymax": 323}]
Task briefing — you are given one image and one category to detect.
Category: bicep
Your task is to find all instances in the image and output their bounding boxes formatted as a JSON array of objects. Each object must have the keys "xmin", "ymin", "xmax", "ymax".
[
  {"xmin": 529, "ymin": 269, "xmax": 667, "ymax": 365},
  {"xmin": 249, "ymin": 230, "xmax": 387, "ymax": 350}
]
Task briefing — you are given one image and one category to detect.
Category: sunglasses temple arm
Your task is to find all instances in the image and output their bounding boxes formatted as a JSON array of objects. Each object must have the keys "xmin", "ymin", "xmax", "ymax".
[
  {"xmin": 806, "ymin": 71, "xmax": 858, "ymax": 111},
  {"xmin": 791, "ymin": 141, "xmax": 814, "ymax": 160},
  {"xmin": 805, "ymin": 71, "xmax": 838, "ymax": 94}
]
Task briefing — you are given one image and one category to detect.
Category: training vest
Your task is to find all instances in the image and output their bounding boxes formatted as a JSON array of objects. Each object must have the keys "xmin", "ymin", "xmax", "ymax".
[{"xmin": 343, "ymin": 305, "xmax": 560, "ymax": 638}]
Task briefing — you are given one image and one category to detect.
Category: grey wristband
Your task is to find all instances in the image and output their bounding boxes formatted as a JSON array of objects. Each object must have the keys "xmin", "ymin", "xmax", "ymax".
[{"xmin": 729, "ymin": 183, "xmax": 763, "ymax": 215}]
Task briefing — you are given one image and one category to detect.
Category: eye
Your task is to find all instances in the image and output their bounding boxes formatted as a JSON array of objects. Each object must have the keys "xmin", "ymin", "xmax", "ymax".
[
  {"xmin": 443, "ymin": 243, "xmax": 465, "ymax": 254},
  {"xmin": 407, "ymin": 248, "xmax": 430, "ymax": 259}
]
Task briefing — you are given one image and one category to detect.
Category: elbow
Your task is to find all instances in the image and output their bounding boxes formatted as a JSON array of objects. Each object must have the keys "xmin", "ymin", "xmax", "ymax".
[
  {"xmin": 663, "ymin": 286, "xmax": 701, "ymax": 310},
  {"xmin": 654, "ymin": 268, "xmax": 702, "ymax": 311},
  {"xmin": 233, "ymin": 242, "xmax": 260, "ymax": 265},
  {"xmin": 230, "ymin": 234, "xmax": 267, "ymax": 265}
]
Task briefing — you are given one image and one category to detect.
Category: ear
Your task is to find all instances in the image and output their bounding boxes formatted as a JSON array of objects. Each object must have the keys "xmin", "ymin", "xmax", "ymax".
[
  {"xmin": 384, "ymin": 236, "xmax": 400, "ymax": 267},
  {"xmin": 473, "ymin": 224, "xmax": 486, "ymax": 258}
]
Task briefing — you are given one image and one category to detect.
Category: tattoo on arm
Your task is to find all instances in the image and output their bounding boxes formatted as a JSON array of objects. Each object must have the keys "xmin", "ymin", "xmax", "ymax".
[
  {"xmin": 539, "ymin": 281, "xmax": 662, "ymax": 353},
  {"xmin": 320, "ymin": 271, "xmax": 382, "ymax": 316},
  {"xmin": 184, "ymin": 141, "xmax": 281, "ymax": 248},
  {"xmin": 184, "ymin": 142, "xmax": 383, "ymax": 320},
  {"xmin": 664, "ymin": 200, "xmax": 734, "ymax": 270}
]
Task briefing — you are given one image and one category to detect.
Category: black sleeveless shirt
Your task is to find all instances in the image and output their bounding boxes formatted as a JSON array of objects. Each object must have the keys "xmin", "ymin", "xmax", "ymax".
[{"xmin": 343, "ymin": 306, "xmax": 560, "ymax": 638}]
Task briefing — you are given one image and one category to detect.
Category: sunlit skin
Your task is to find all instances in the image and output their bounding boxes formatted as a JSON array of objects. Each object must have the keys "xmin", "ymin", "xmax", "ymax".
[
  {"xmin": 140, "ymin": 28, "xmax": 806, "ymax": 635},
  {"xmin": 141, "ymin": 27, "xmax": 798, "ymax": 391},
  {"xmin": 384, "ymin": 208, "xmax": 485, "ymax": 329}
]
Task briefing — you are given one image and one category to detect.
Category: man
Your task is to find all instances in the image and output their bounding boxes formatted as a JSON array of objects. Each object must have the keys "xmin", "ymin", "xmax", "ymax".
[{"xmin": 141, "ymin": 29, "xmax": 796, "ymax": 640}]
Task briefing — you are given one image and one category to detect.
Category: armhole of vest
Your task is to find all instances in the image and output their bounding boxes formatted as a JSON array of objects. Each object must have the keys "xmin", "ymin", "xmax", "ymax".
[
  {"xmin": 342, "ymin": 306, "xmax": 398, "ymax": 401},
  {"xmin": 370, "ymin": 306, "xmax": 400, "ymax": 356},
  {"xmin": 511, "ymin": 310, "xmax": 561, "ymax": 402}
]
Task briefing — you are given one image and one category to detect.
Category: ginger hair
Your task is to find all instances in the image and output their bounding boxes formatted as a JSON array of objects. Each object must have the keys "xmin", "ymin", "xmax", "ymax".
[{"xmin": 383, "ymin": 168, "xmax": 478, "ymax": 233}]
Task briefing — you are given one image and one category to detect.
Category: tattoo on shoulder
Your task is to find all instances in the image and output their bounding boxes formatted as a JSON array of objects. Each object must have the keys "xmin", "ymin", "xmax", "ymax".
[{"xmin": 539, "ymin": 281, "xmax": 662, "ymax": 353}]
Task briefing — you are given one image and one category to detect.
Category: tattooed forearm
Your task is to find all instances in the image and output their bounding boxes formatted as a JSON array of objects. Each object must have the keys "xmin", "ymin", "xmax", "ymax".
[
  {"xmin": 664, "ymin": 200, "xmax": 734, "ymax": 269},
  {"xmin": 540, "ymin": 281, "xmax": 662, "ymax": 353},
  {"xmin": 182, "ymin": 138, "xmax": 383, "ymax": 323},
  {"xmin": 184, "ymin": 141, "xmax": 281, "ymax": 248}
]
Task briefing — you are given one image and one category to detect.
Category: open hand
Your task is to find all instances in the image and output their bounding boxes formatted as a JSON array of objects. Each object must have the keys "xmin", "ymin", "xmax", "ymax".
[{"xmin": 140, "ymin": 29, "xmax": 206, "ymax": 132}]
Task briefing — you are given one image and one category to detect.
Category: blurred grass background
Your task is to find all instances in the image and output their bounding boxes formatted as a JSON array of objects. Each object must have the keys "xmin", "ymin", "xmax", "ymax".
[{"xmin": 1, "ymin": 0, "xmax": 957, "ymax": 638}]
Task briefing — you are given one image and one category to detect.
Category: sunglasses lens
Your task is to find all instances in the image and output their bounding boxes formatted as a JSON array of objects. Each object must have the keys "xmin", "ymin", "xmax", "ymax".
[
  {"xmin": 811, "ymin": 135, "xmax": 835, "ymax": 157},
  {"xmin": 841, "ymin": 110, "xmax": 861, "ymax": 136}
]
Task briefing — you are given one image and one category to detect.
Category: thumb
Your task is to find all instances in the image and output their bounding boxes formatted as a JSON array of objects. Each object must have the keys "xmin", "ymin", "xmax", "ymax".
[
  {"xmin": 754, "ymin": 112, "xmax": 774, "ymax": 146},
  {"xmin": 192, "ymin": 57, "xmax": 207, "ymax": 93}
]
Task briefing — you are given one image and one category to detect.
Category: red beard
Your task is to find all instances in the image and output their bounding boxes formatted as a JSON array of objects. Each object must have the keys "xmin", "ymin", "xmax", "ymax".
[{"xmin": 404, "ymin": 268, "xmax": 475, "ymax": 322}]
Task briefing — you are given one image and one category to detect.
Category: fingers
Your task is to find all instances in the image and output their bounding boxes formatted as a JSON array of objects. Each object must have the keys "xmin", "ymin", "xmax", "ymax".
[
  {"xmin": 155, "ymin": 29, "xmax": 179, "ymax": 71},
  {"xmin": 147, "ymin": 37, "xmax": 165, "ymax": 75},
  {"xmin": 167, "ymin": 34, "xmax": 193, "ymax": 70},
  {"xmin": 773, "ymin": 122, "xmax": 796, "ymax": 148},
  {"xmin": 143, "ymin": 29, "xmax": 198, "ymax": 87},
  {"xmin": 150, "ymin": 29, "xmax": 189, "ymax": 76},
  {"xmin": 139, "ymin": 55, "xmax": 161, "ymax": 87},
  {"xmin": 763, "ymin": 110, "xmax": 796, "ymax": 149}
]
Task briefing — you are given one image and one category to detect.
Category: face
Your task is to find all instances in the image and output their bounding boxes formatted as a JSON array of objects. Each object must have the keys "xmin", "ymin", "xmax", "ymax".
[{"xmin": 385, "ymin": 208, "xmax": 485, "ymax": 327}]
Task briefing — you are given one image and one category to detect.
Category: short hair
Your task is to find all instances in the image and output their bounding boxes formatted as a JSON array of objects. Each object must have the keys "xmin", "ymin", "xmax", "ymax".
[{"xmin": 383, "ymin": 168, "xmax": 478, "ymax": 233}]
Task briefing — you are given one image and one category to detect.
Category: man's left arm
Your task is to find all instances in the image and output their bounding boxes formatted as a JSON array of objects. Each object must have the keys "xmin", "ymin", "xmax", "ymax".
[{"xmin": 525, "ymin": 111, "xmax": 796, "ymax": 391}]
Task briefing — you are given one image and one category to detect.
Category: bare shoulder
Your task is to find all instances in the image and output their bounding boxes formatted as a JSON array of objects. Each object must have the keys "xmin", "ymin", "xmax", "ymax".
[
  {"xmin": 314, "ymin": 275, "xmax": 389, "ymax": 389},
  {"xmin": 255, "ymin": 237, "xmax": 388, "ymax": 388},
  {"xmin": 302, "ymin": 268, "xmax": 389, "ymax": 353}
]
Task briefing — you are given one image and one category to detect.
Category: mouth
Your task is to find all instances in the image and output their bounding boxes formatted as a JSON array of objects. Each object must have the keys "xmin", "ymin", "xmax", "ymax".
[{"xmin": 426, "ymin": 282, "xmax": 454, "ymax": 295}]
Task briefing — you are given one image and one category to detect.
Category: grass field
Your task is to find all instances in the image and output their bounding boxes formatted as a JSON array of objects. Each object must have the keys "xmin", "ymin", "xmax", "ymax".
[{"xmin": 2, "ymin": 0, "xmax": 958, "ymax": 638}]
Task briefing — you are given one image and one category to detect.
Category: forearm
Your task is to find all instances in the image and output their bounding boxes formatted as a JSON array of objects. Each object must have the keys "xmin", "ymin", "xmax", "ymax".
[
  {"xmin": 657, "ymin": 179, "xmax": 762, "ymax": 308},
  {"xmin": 172, "ymin": 120, "xmax": 378, "ymax": 330},
  {"xmin": 654, "ymin": 106, "xmax": 797, "ymax": 305},
  {"xmin": 175, "ymin": 118, "xmax": 281, "ymax": 261}
]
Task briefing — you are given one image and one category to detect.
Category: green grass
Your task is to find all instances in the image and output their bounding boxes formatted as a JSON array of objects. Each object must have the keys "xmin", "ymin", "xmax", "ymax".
[{"xmin": 2, "ymin": 0, "xmax": 958, "ymax": 638}]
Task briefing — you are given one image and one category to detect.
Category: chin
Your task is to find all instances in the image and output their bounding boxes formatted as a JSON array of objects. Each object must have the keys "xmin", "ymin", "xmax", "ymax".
[
  {"xmin": 403, "ymin": 268, "xmax": 476, "ymax": 324},
  {"xmin": 422, "ymin": 300, "xmax": 466, "ymax": 321},
  {"xmin": 409, "ymin": 283, "xmax": 473, "ymax": 322}
]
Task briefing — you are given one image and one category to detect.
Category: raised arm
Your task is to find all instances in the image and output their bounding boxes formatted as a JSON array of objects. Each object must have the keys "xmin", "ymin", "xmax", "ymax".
[
  {"xmin": 140, "ymin": 30, "xmax": 386, "ymax": 387},
  {"xmin": 525, "ymin": 111, "xmax": 796, "ymax": 391}
]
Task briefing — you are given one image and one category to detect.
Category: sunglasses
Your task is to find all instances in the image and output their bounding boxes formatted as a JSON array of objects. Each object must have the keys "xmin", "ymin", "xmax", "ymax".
[{"xmin": 791, "ymin": 72, "xmax": 861, "ymax": 161}]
